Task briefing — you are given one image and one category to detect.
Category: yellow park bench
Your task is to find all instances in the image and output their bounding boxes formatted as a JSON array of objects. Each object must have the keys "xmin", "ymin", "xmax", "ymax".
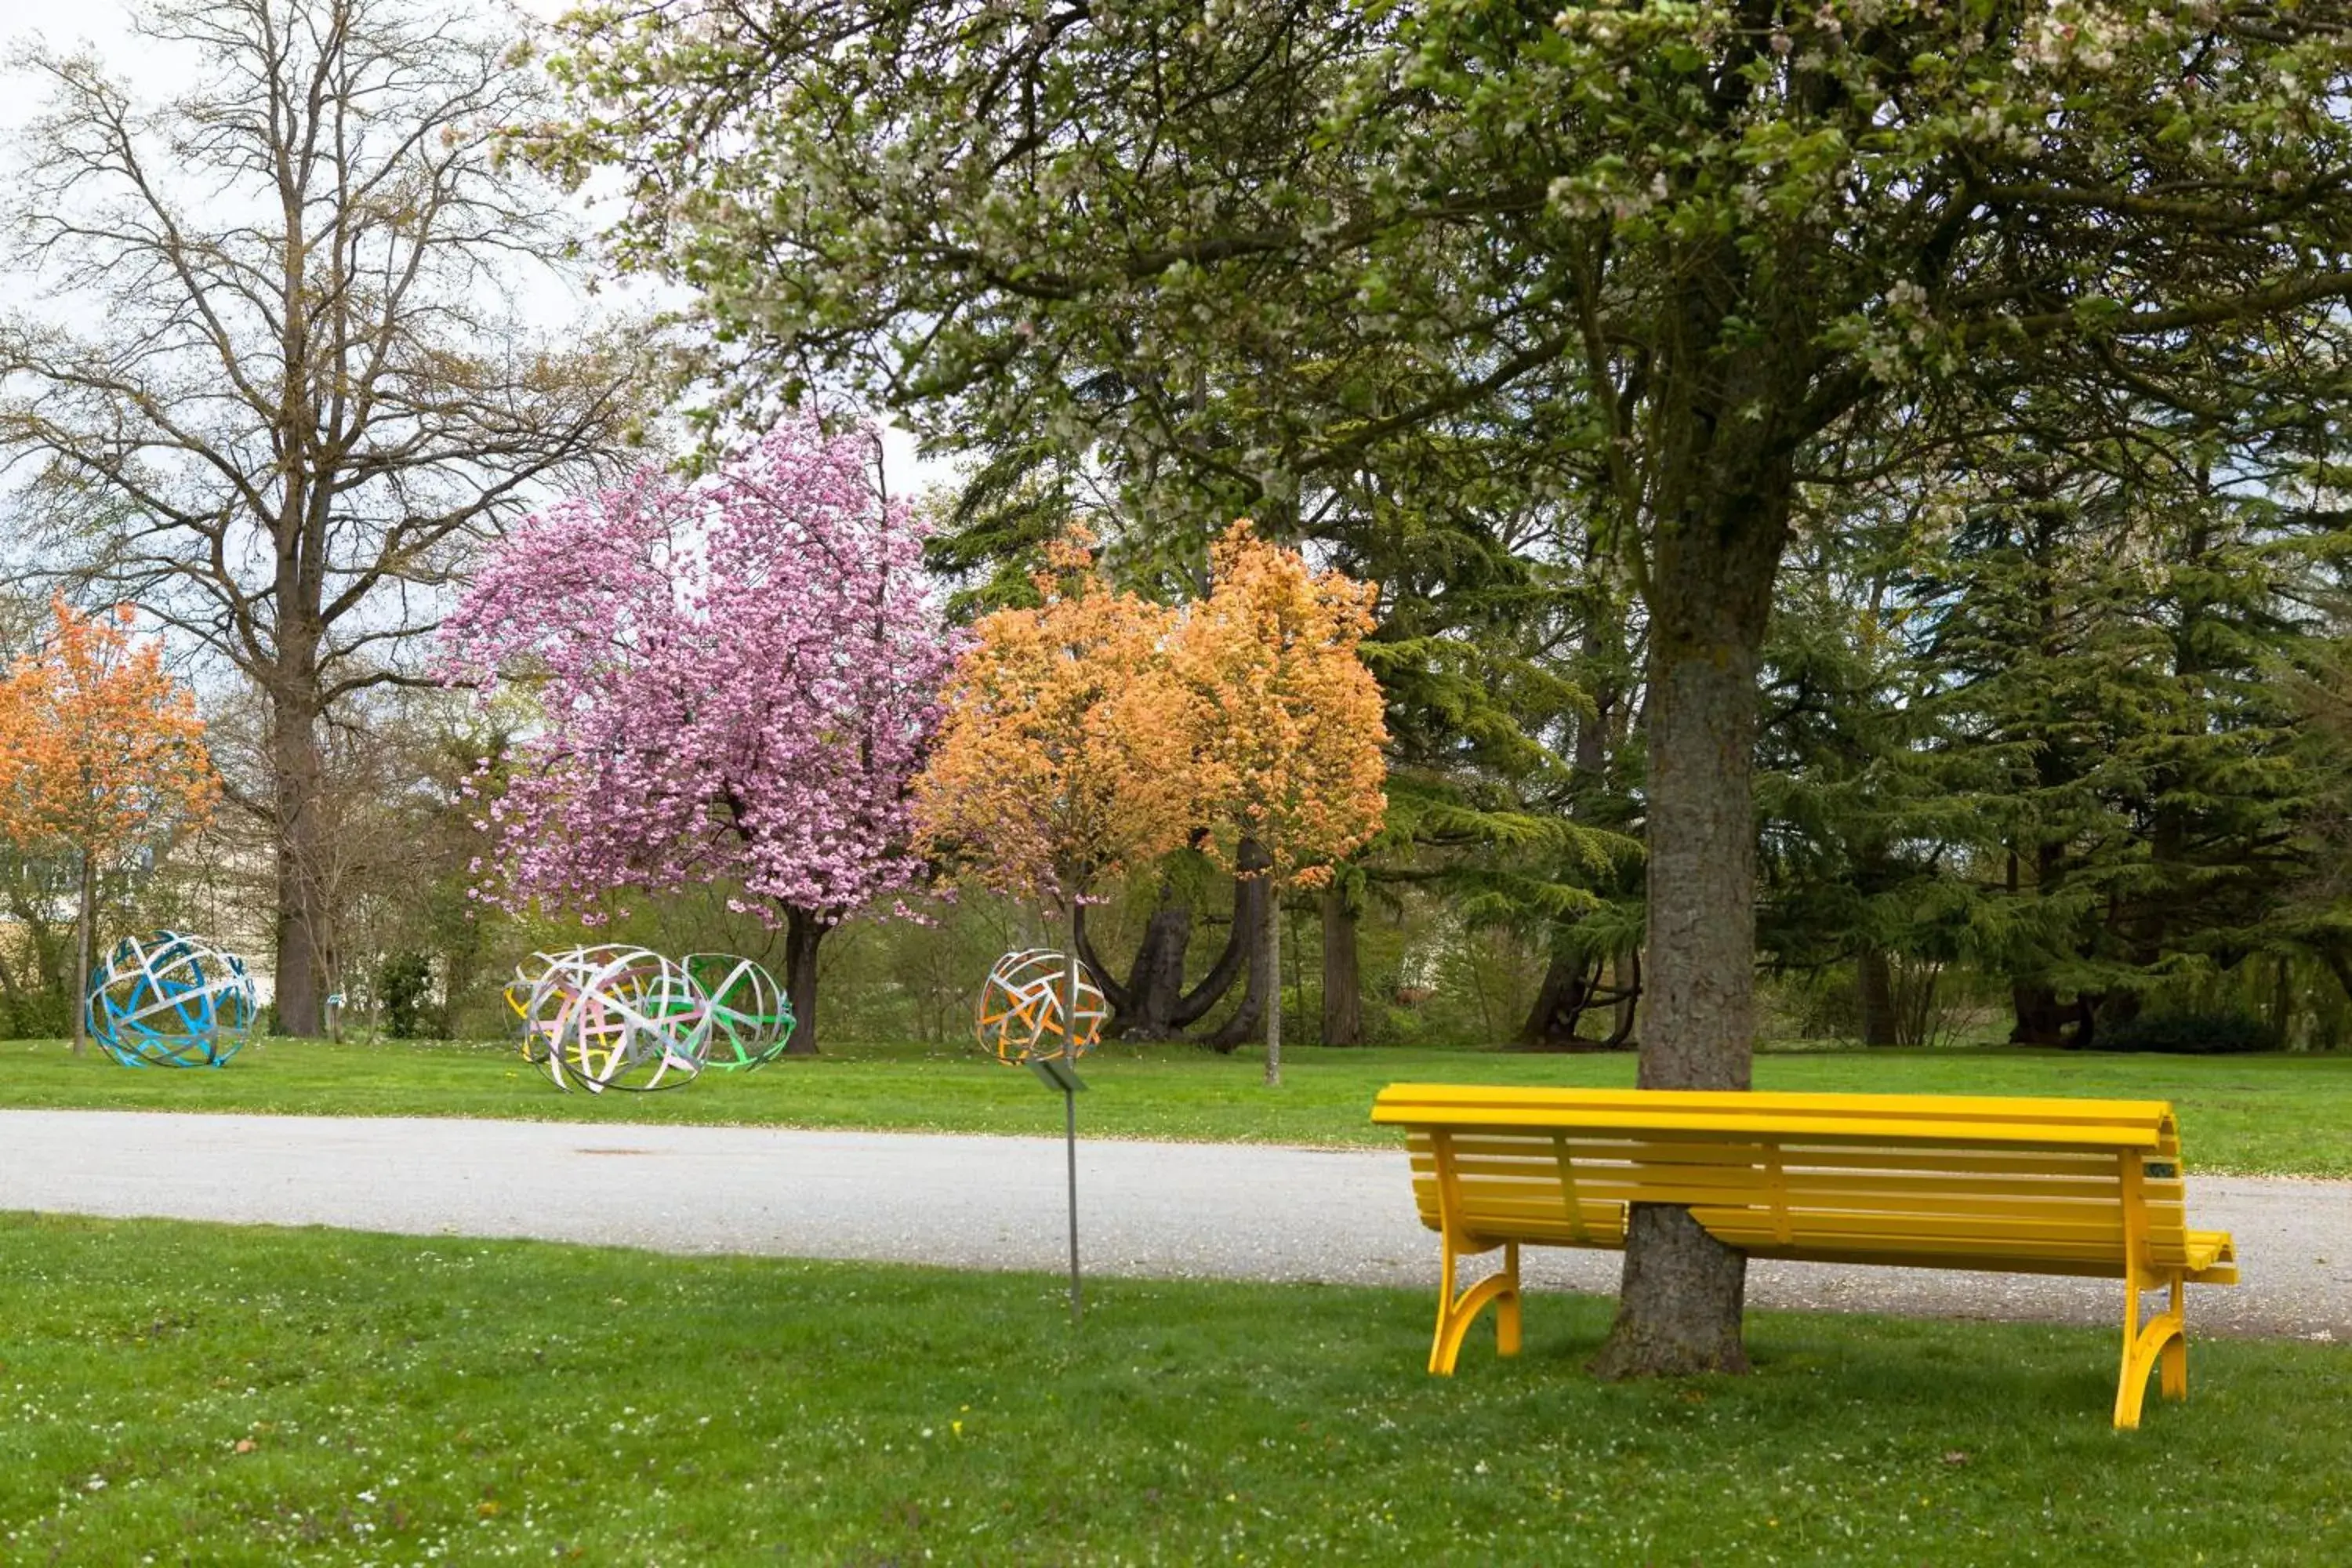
[{"xmin": 1370, "ymin": 1085, "xmax": 2240, "ymax": 1428}]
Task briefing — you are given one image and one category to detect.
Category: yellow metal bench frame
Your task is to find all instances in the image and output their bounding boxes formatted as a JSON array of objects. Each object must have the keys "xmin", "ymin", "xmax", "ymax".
[{"xmin": 1370, "ymin": 1085, "xmax": 2239, "ymax": 1428}]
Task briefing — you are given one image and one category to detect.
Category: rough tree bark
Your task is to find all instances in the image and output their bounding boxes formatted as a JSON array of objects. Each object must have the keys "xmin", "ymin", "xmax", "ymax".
[
  {"xmin": 1588, "ymin": 372, "xmax": 1793, "ymax": 1379},
  {"xmin": 1519, "ymin": 948, "xmax": 1595, "ymax": 1047},
  {"xmin": 1078, "ymin": 896, "xmax": 1195, "ymax": 1038},
  {"xmin": 1519, "ymin": 946, "xmax": 1643, "ymax": 1051},
  {"xmin": 782, "ymin": 906, "xmax": 831, "ymax": 1055},
  {"xmin": 71, "ymin": 847, "xmax": 93, "ymax": 1054},
  {"xmin": 1607, "ymin": 950, "xmax": 1642, "ymax": 1049},
  {"xmin": 1262, "ymin": 882, "xmax": 1283, "ymax": 1085},
  {"xmin": 1319, "ymin": 883, "xmax": 1363, "ymax": 1046},
  {"xmin": 1857, "ymin": 948, "xmax": 1898, "ymax": 1047},
  {"xmin": 270, "ymin": 680, "xmax": 331, "ymax": 1036},
  {"xmin": 1077, "ymin": 856, "xmax": 1281, "ymax": 1041},
  {"xmin": 2010, "ymin": 984, "xmax": 2092, "ymax": 1047},
  {"xmin": 1203, "ymin": 873, "xmax": 1272, "ymax": 1053},
  {"xmin": 1177, "ymin": 869, "xmax": 1262, "ymax": 1032}
]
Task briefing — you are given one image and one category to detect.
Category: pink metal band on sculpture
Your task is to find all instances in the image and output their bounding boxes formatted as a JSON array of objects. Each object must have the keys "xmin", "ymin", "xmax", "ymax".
[{"xmin": 503, "ymin": 945, "xmax": 793, "ymax": 1092}]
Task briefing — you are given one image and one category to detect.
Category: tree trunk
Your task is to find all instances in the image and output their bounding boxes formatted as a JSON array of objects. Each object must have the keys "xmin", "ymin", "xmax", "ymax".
[
  {"xmin": 1080, "ymin": 895, "xmax": 1194, "ymax": 1039},
  {"xmin": 1131, "ymin": 902, "xmax": 1192, "ymax": 1035},
  {"xmin": 1596, "ymin": 1203, "xmax": 1751, "ymax": 1376},
  {"xmin": 1073, "ymin": 901, "xmax": 1128, "ymax": 1011},
  {"xmin": 1176, "ymin": 839, "xmax": 1272, "ymax": 1031},
  {"xmin": 1204, "ymin": 875, "xmax": 1271, "ymax": 1052},
  {"xmin": 1589, "ymin": 411, "xmax": 1788, "ymax": 1380},
  {"xmin": 1319, "ymin": 883, "xmax": 1363, "ymax": 1047},
  {"xmin": 1201, "ymin": 840, "xmax": 1272, "ymax": 1051},
  {"xmin": 1606, "ymin": 949, "xmax": 1642, "ymax": 1050},
  {"xmin": 71, "ymin": 848, "xmax": 93, "ymax": 1054},
  {"xmin": 270, "ymin": 682, "xmax": 330, "ymax": 1037},
  {"xmin": 782, "ymin": 906, "xmax": 829, "ymax": 1054},
  {"xmin": 1519, "ymin": 946, "xmax": 1598, "ymax": 1047},
  {"xmin": 2009, "ymin": 983, "xmax": 2077, "ymax": 1047},
  {"xmin": 1263, "ymin": 881, "xmax": 1282, "ymax": 1086},
  {"xmin": 0, "ymin": 944, "xmax": 22, "ymax": 1033},
  {"xmin": 1857, "ymin": 946, "xmax": 1898, "ymax": 1046},
  {"xmin": 1065, "ymin": 900, "xmax": 1086, "ymax": 1058}
]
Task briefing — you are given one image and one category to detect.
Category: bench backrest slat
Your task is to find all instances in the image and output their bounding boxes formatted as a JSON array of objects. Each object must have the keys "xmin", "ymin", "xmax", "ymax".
[
  {"xmin": 1374, "ymin": 1084, "xmax": 2176, "ymax": 1146},
  {"xmin": 1379, "ymin": 1085, "xmax": 2195, "ymax": 1280}
]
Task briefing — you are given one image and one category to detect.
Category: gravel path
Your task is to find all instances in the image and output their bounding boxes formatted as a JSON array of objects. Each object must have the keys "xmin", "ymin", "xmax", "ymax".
[{"xmin": 3, "ymin": 1109, "xmax": 2345, "ymax": 1341}]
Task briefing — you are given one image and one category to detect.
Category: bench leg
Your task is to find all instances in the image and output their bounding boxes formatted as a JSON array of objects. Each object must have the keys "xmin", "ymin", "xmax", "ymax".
[
  {"xmin": 1428, "ymin": 1236, "xmax": 1522, "ymax": 1376},
  {"xmin": 2114, "ymin": 1269, "xmax": 2188, "ymax": 1430},
  {"xmin": 1497, "ymin": 1242, "xmax": 1523, "ymax": 1358},
  {"xmin": 2159, "ymin": 1275, "xmax": 2188, "ymax": 1402}
]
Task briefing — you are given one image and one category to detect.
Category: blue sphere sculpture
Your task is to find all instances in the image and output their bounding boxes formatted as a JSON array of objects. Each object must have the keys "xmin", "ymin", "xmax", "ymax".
[{"xmin": 86, "ymin": 931, "xmax": 257, "ymax": 1068}]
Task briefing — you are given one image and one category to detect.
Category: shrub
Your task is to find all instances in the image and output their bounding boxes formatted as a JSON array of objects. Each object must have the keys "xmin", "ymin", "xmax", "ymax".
[
  {"xmin": 0, "ymin": 993, "xmax": 71, "ymax": 1040},
  {"xmin": 379, "ymin": 952, "xmax": 436, "ymax": 1040},
  {"xmin": 2098, "ymin": 1009, "xmax": 2277, "ymax": 1055}
]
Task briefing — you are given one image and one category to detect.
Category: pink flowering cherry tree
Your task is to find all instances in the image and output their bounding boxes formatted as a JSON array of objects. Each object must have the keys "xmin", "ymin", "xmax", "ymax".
[{"xmin": 438, "ymin": 415, "xmax": 954, "ymax": 1051}]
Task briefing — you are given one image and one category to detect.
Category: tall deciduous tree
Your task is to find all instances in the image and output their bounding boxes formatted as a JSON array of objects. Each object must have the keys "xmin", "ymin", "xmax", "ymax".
[
  {"xmin": 0, "ymin": 597, "xmax": 217, "ymax": 1049},
  {"xmin": 1165, "ymin": 522, "xmax": 1388, "ymax": 1084},
  {"xmin": 535, "ymin": 0, "xmax": 2352, "ymax": 1373},
  {"xmin": 913, "ymin": 534, "xmax": 1189, "ymax": 1048},
  {"xmin": 439, "ymin": 416, "xmax": 951, "ymax": 1051},
  {"xmin": 0, "ymin": 0, "xmax": 653, "ymax": 1035}
]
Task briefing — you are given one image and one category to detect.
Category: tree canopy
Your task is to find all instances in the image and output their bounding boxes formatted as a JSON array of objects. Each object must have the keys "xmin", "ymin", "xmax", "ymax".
[
  {"xmin": 0, "ymin": 597, "xmax": 217, "ymax": 1046},
  {"xmin": 1, "ymin": 0, "xmax": 657, "ymax": 1035},
  {"xmin": 535, "ymin": 0, "xmax": 2352, "ymax": 1373},
  {"xmin": 438, "ymin": 416, "xmax": 952, "ymax": 1051}
]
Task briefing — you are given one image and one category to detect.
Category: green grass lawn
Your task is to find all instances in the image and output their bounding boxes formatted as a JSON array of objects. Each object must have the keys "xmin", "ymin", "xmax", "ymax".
[
  {"xmin": 2, "ymin": 1212, "xmax": 2346, "ymax": 1565},
  {"xmin": 5, "ymin": 1033, "xmax": 2352, "ymax": 1175}
]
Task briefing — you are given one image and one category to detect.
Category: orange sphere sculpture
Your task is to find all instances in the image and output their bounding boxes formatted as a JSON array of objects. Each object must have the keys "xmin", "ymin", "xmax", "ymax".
[{"xmin": 975, "ymin": 949, "xmax": 1105, "ymax": 1065}]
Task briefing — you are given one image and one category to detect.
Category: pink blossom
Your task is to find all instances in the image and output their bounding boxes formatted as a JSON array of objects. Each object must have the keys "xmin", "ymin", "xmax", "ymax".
[{"xmin": 437, "ymin": 415, "xmax": 955, "ymax": 938}]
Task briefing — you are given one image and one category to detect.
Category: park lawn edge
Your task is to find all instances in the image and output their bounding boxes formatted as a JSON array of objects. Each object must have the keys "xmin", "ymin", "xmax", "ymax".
[
  {"xmin": 4, "ymin": 1035, "xmax": 2350, "ymax": 1178},
  {"xmin": 4, "ymin": 1210, "xmax": 2350, "ymax": 1566}
]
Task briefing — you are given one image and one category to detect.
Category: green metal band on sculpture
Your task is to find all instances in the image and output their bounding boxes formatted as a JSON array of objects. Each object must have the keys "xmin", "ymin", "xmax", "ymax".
[{"xmin": 506, "ymin": 946, "xmax": 793, "ymax": 1091}]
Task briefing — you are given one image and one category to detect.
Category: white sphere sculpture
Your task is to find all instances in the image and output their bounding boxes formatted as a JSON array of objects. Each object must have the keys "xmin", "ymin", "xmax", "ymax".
[
  {"xmin": 506, "ymin": 945, "xmax": 639, "ymax": 1066},
  {"xmin": 86, "ymin": 931, "xmax": 257, "ymax": 1069},
  {"xmin": 515, "ymin": 946, "xmax": 711, "ymax": 1093},
  {"xmin": 975, "ymin": 949, "xmax": 1106, "ymax": 1065}
]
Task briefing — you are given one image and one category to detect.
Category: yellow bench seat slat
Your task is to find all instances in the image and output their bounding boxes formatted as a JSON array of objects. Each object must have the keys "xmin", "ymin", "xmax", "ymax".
[
  {"xmin": 1417, "ymin": 1185, "xmax": 2152, "ymax": 1236},
  {"xmin": 1421, "ymin": 1184, "xmax": 2136, "ymax": 1251},
  {"xmin": 1414, "ymin": 1156, "xmax": 2149, "ymax": 1208}
]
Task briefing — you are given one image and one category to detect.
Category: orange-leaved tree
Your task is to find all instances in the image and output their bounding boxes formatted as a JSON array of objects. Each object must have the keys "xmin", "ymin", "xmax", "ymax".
[
  {"xmin": 1166, "ymin": 522, "xmax": 1387, "ymax": 1086},
  {"xmin": 0, "ymin": 598, "xmax": 217, "ymax": 1049},
  {"xmin": 912, "ymin": 534, "xmax": 1188, "ymax": 1054}
]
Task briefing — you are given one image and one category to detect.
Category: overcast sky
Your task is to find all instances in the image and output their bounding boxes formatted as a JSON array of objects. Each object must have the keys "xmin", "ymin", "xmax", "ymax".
[{"xmin": 0, "ymin": 0, "xmax": 956, "ymax": 499}]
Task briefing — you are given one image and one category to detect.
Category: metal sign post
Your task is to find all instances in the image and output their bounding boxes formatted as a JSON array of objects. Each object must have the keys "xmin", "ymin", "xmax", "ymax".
[{"xmin": 1029, "ymin": 1054, "xmax": 1087, "ymax": 1325}]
